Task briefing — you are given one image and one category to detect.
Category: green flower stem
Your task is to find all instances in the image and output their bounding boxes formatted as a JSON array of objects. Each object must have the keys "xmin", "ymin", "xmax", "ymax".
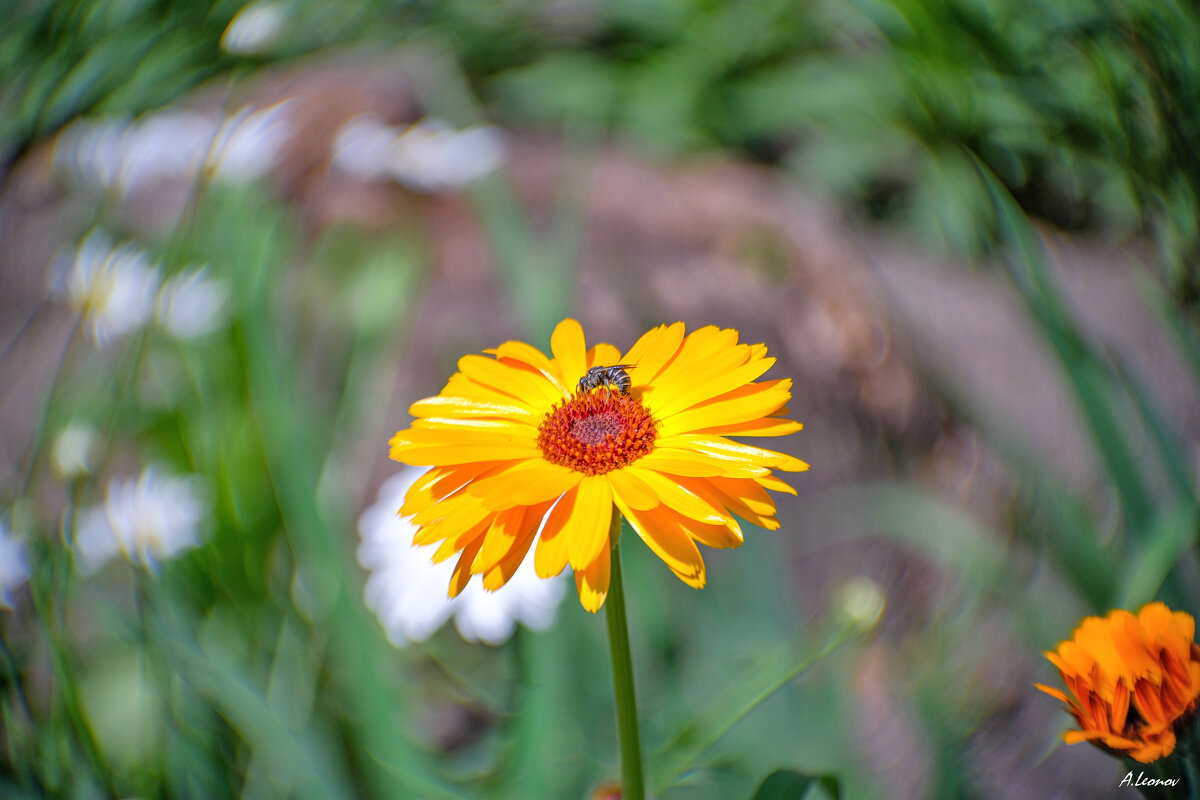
[
  {"xmin": 1183, "ymin": 746, "xmax": 1200, "ymax": 800},
  {"xmin": 604, "ymin": 511, "xmax": 645, "ymax": 800}
]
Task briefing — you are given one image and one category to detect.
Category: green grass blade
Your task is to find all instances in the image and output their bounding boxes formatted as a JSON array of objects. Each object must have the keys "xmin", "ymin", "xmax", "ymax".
[
  {"xmin": 650, "ymin": 626, "xmax": 856, "ymax": 794},
  {"xmin": 166, "ymin": 639, "xmax": 354, "ymax": 800},
  {"xmin": 971, "ymin": 152, "xmax": 1156, "ymax": 537},
  {"xmin": 1119, "ymin": 501, "xmax": 1198, "ymax": 608}
]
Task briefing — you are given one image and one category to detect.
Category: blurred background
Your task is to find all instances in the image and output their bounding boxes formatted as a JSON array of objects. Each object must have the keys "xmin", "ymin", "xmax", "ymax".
[{"xmin": 2, "ymin": 0, "xmax": 1199, "ymax": 798}]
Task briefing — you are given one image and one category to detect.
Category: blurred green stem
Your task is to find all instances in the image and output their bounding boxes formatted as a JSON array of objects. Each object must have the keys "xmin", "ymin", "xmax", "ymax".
[
  {"xmin": 605, "ymin": 513, "xmax": 645, "ymax": 800},
  {"xmin": 30, "ymin": 559, "xmax": 117, "ymax": 796},
  {"xmin": 1183, "ymin": 747, "xmax": 1200, "ymax": 800},
  {"xmin": 238, "ymin": 271, "xmax": 466, "ymax": 799}
]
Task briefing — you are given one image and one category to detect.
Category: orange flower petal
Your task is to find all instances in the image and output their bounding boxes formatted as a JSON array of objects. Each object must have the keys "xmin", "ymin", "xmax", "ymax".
[{"xmin": 1041, "ymin": 602, "xmax": 1200, "ymax": 764}]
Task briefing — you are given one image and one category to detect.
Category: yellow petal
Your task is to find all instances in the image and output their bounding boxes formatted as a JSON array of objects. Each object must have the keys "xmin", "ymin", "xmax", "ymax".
[
  {"xmin": 392, "ymin": 443, "xmax": 543, "ymax": 466},
  {"xmin": 703, "ymin": 475, "xmax": 777, "ymax": 515},
  {"xmin": 566, "ymin": 476, "xmax": 615, "ymax": 570},
  {"xmin": 756, "ymin": 473, "xmax": 798, "ymax": 495},
  {"xmin": 691, "ymin": 417, "xmax": 803, "ymax": 438},
  {"xmin": 649, "ymin": 357, "xmax": 778, "ymax": 419},
  {"xmin": 625, "ymin": 466, "xmax": 731, "ymax": 525},
  {"xmin": 484, "ymin": 340, "xmax": 568, "ymax": 393},
  {"xmin": 402, "ymin": 463, "xmax": 492, "ymax": 515},
  {"xmin": 411, "ymin": 489, "xmax": 489, "ymax": 529},
  {"xmin": 482, "ymin": 516, "xmax": 542, "ymax": 591},
  {"xmin": 613, "ymin": 498, "xmax": 706, "ymax": 588},
  {"xmin": 648, "ymin": 332, "xmax": 749, "ymax": 400},
  {"xmin": 464, "ymin": 460, "xmax": 584, "ymax": 509},
  {"xmin": 409, "ymin": 394, "xmax": 539, "ymax": 423},
  {"xmin": 607, "ymin": 468, "xmax": 661, "ymax": 511},
  {"xmin": 621, "ymin": 322, "xmax": 685, "ymax": 383},
  {"xmin": 449, "ymin": 537, "xmax": 485, "ymax": 597},
  {"xmin": 472, "ymin": 505, "xmax": 528, "ymax": 574},
  {"xmin": 551, "ymin": 318, "xmax": 588, "ymax": 388},
  {"xmin": 658, "ymin": 434, "xmax": 810, "ymax": 472},
  {"xmin": 683, "ymin": 516, "xmax": 744, "ymax": 549},
  {"xmin": 412, "ymin": 416, "xmax": 538, "ymax": 435},
  {"xmin": 457, "ymin": 354, "xmax": 564, "ymax": 409},
  {"xmin": 697, "ymin": 475, "xmax": 779, "ymax": 529},
  {"xmin": 574, "ymin": 545, "xmax": 611, "ymax": 612},
  {"xmin": 638, "ymin": 448, "xmax": 770, "ymax": 478},
  {"xmin": 658, "ymin": 379, "xmax": 792, "ymax": 437},
  {"xmin": 534, "ymin": 490, "xmax": 576, "ymax": 578},
  {"xmin": 587, "ymin": 343, "xmax": 623, "ymax": 368},
  {"xmin": 391, "ymin": 425, "xmax": 534, "ymax": 446},
  {"xmin": 431, "ymin": 515, "xmax": 491, "ymax": 562},
  {"xmin": 439, "ymin": 373, "xmax": 544, "ymax": 410}
]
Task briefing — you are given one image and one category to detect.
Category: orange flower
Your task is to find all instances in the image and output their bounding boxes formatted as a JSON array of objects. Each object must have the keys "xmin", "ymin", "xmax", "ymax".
[
  {"xmin": 1036, "ymin": 602, "xmax": 1200, "ymax": 763},
  {"xmin": 388, "ymin": 319, "xmax": 807, "ymax": 612}
]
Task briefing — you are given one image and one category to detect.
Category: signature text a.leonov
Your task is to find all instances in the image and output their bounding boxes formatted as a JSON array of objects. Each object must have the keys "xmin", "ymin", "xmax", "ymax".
[{"xmin": 1120, "ymin": 771, "xmax": 1180, "ymax": 788}]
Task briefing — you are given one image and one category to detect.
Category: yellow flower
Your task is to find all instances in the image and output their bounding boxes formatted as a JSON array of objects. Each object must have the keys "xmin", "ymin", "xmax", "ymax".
[
  {"xmin": 1036, "ymin": 602, "xmax": 1200, "ymax": 763},
  {"xmin": 388, "ymin": 318, "xmax": 807, "ymax": 612}
]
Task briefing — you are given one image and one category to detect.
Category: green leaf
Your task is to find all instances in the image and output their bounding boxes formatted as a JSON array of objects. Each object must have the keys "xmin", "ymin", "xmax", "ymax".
[
  {"xmin": 1119, "ymin": 501, "xmax": 1199, "ymax": 608},
  {"xmin": 750, "ymin": 769, "xmax": 840, "ymax": 800},
  {"xmin": 972, "ymin": 152, "xmax": 1157, "ymax": 538},
  {"xmin": 167, "ymin": 638, "xmax": 354, "ymax": 800},
  {"xmin": 650, "ymin": 626, "xmax": 855, "ymax": 794}
]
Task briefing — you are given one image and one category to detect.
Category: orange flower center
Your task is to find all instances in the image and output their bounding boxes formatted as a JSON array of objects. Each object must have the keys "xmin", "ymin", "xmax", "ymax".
[{"xmin": 537, "ymin": 389, "xmax": 657, "ymax": 475}]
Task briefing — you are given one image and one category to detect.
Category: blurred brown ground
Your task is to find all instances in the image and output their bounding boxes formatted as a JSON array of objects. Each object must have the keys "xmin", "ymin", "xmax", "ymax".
[{"xmin": 3, "ymin": 51, "xmax": 1196, "ymax": 800}]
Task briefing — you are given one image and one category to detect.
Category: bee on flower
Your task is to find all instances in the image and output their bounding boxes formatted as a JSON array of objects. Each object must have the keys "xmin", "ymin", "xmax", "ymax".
[
  {"xmin": 388, "ymin": 319, "xmax": 807, "ymax": 612},
  {"xmin": 1037, "ymin": 602, "xmax": 1200, "ymax": 763}
]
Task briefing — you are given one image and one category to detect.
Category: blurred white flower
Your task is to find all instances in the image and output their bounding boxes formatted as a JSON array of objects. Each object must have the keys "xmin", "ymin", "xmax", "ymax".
[
  {"xmin": 332, "ymin": 116, "xmax": 506, "ymax": 192},
  {"xmin": 75, "ymin": 467, "xmax": 208, "ymax": 573},
  {"xmin": 53, "ymin": 103, "xmax": 292, "ymax": 195},
  {"xmin": 115, "ymin": 111, "xmax": 218, "ymax": 194},
  {"xmin": 51, "ymin": 422, "xmax": 98, "ymax": 479},
  {"xmin": 391, "ymin": 120, "xmax": 506, "ymax": 192},
  {"xmin": 156, "ymin": 267, "xmax": 230, "ymax": 339},
  {"xmin": 0, "ymin": 522, "xmax": 30, "ymax": 610},
  {"xmin": 207, "ymin": 102, "xmax": 292, "ymax": 183},
  {"xmin": 55, "ymin": 230, "xmax": 161, "ymax": 348},
  {"xmin": 357, "ymin": 468, "xmax": 567, "ymax": 646},
  {"xmin": 330, "ymin": 117, "xmax": 397, "ymax": 180},
  {"xmin": 221, "ymin": 0, "xmax": 286, "ymax": 54}
]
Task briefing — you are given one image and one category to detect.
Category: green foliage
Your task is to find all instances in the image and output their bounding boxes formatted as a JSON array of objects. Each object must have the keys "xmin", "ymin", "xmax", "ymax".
[
  {"xmin": 0, "ymin": 0, "xmax": 233, "ymax": 158},
  {"xmin": 751, "ymin": 769, "xmax": 840, "ymax": 800}
]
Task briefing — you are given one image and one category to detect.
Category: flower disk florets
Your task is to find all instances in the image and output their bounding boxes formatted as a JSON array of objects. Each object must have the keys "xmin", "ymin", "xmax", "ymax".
[{"xmin": 537, "ymin": 389, "xmax": 657, "ymax": 475}]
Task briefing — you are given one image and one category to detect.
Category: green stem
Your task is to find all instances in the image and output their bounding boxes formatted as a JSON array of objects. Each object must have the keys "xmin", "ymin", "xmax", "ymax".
[
  {"xmin": 1183, "ymin": 745, "xmax": 1200, "ymax": 800},
  {"xmin": 604, "ymin": 512, "xmax": 645, "ymax": 800},
  {"xmin": 30, "ymin": 562, "xmax": 117, "ymax": 796}
]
